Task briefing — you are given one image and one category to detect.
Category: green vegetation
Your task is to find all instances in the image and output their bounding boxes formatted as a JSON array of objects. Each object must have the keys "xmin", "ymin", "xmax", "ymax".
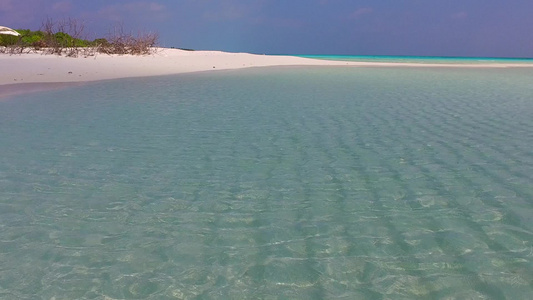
[
  {"xmin": 0, "ymin": 33, "xmax": 22, "ymax": 46},
  {"xmin": 0, "ymin": 29, "xmax": 95, "ymax": 48},
  {"xmin": 0, "ymin": 18, "xmax": 158, "ymax": 56}
]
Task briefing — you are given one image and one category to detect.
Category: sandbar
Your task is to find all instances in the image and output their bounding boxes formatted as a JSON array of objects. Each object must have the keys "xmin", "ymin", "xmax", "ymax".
[{"xmin": 1, "ymin": 48, "xmax": 532, "ymax": 98}]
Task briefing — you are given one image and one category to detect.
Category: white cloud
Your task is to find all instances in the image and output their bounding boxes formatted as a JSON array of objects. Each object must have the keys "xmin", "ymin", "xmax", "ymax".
[
  {"xmin": 99, "ymin": 2, "xmax": 168, "ymax": 22},
  {"xmin": 0, "ymin": 0, "xmax": 15, "ymax": 12},
  {"xmin": 0, "ymin": 0, "xmax": 43, "ymax": 26},
  {"xmin": 203, "ymin": 5, "xmax": 246, "ymax": 21},
  {"xmin": 53, "ymin": 0, "xmax": 72, "ymax": 13},
  {"xmin": 350, "ymin": 7, "xmax": 373, "ymax": 19},
  {"xmin": 451, "ymin": 11, "xmax": 468, "ymax": 19},
  {"xmin": 200, "ymin": 0, "xmax": 267, "ymax": 22}
]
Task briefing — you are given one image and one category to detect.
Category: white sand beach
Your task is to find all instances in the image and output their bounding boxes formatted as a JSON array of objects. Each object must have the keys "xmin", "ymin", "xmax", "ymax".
[
  {"xmin": 1, "ymin": 48, "xmax": 532, "ymax": 98},
  {"xmin": 0, "ymin": 48, "xmax": 349, "ymax": 98}
]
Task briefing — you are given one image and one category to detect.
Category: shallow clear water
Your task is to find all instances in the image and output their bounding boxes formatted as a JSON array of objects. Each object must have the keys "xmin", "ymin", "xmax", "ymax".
[{"xmin": 1, "ymin": 66, "xmax": 532, "ymax": 299}]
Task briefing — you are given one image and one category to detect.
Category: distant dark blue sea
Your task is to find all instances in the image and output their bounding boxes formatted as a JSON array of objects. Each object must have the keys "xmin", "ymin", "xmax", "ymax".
[{"xmin": 1, "ymin": 66, "xmax": 532, "ymax": 299}]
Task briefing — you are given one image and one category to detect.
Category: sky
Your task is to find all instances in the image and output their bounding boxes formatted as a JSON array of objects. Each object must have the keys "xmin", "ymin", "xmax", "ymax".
[{"xmin": 1, "ymin": 0, "xmax": 532, "ymax": 57}]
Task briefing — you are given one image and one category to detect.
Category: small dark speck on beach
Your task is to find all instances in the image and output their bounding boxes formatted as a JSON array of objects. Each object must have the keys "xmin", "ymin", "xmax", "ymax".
[
  {"xmin": 213, "ymin": 66, "xmax": 216, "ymax": 68},
  {"xmin": 68, "ymin": 71, "xmax": 73, "ymax": 74}
]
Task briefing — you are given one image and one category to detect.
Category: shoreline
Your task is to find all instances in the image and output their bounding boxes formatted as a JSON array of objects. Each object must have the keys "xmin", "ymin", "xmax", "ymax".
[{"xmin": 2, "ymin": 48, "xmax": 533, "ymax": 98}]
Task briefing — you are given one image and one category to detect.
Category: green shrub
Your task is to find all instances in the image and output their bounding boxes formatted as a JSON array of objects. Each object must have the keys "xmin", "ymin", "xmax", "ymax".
[
  {"xmin": 21, "ymin": 31, "xmax": 45, "ymax": 46},
  {"xmin": 0, "ymin": 34, "xmax": 19, "ymax": 46}
]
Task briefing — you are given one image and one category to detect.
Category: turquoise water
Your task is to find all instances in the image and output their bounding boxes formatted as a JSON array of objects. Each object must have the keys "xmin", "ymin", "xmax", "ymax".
[
  {"xmin": 297, "ymin": 55, "xmax": 533, "ymax": 64},
  {"xmin": 1, "ymin": 66, "xmax": 532, "ymax": 299}
]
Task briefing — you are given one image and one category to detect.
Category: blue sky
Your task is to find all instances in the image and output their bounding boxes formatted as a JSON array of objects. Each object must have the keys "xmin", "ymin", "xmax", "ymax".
[{"xmin": 1, "ymin": 0, "xmax": 532, "ymax": 57}]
